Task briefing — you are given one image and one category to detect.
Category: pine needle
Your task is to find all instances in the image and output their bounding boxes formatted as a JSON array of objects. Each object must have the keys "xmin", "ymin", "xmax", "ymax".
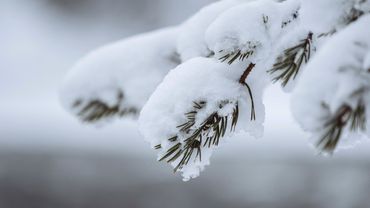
[
  {"xmin": 219, "ymin": 49, "xmax": 255, "ymax": 65},
  {"xmin": 317, "ymin": 102, "xmax": 367, "ymax": 154},
  {"xmin": 269, "ymin": 32, "xmax": 313, "ymax": 87},
  {"xmin": 75, "ymin": 91, "xmax": 138, "ymax": 122},
  {"xmin": 155, "ymin": 101, "xmax": 239, "ymax": 172}
]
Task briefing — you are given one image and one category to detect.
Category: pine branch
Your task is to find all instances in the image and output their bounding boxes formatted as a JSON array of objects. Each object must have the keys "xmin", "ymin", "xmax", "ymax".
[
  {"xmin": 239, "ymin": 63, "xmax": 256, "ymax": 120},
  {"xmin": 156, "ymin": 101, "xmax": 239, "ymax": 172},
  {"xmin": 219, "ymin": 50, "xmax": 255, "ymax": 65},
  {"xmin": 350, "ymin": 101, "xmax": 366, "ymax": 131},
  {"xmin": 219, "ymin": 42, "xmax": 257, "ymax": 65},
  {"xmin": 269, "ymin": 32, "xmax": 313, "ymax": 87},
  {"xmin": 75, "ymin": 91, "xmax": 138, "ymax": 122},
  {"xmin": 317, "ymin": 102, "xmax": 367, "ymax": 153},
  {"xmin": 156, "ymin": 62, "xmax": 257, "ymax": 172}
]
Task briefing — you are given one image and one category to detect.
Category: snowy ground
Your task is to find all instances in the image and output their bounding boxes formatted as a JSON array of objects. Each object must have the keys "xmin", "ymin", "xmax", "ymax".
[{"xmin": 1, "ymin": 0, "xmax": 370, "ymax": 207}]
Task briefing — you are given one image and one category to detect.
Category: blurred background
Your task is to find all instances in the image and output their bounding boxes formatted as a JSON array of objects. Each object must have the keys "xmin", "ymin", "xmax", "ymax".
[{"xmin": 1, "ymin": 0, "xmax": 370, "ymax": 207}]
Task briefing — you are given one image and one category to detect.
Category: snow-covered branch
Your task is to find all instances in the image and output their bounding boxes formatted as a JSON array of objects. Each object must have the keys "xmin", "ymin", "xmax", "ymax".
[{"xmin": 60, "ymin": 0, "xmax": 370, "ymax": 180}]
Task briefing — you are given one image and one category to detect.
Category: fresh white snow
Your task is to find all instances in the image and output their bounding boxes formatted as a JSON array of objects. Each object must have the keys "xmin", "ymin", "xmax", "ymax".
[{"xmin": 59, "ymin": 0, "xmax": 370, "ymax": 180}]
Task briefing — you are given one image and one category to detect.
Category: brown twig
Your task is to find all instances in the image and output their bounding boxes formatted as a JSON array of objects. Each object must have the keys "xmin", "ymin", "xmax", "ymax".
[
  {"xmin": 239, "ymin": 63, "xmax": 256, "ymax": 84},
  {"xmin": 239, "ymin": 63, "xmax": 256, "ymax": 120}
]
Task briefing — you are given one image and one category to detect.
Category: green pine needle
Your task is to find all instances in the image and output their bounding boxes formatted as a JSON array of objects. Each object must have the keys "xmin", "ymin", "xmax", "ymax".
[
  {"xmin": 75, "ymin": 91, "xmax": 138, "ymax": 122},
  {"xmin": 269, "ymin": 32, "xmax": 313, "ymax": 87},
  {"xmin": 155, "ymin": 101, "xmax": 239, "ymax": 172},
  {"xmin": 218, "ymin": 43, "xmax": 257, "ymax": 65},
  {"xmin": 317, "ymin": 102, "xmax": 367, "ymax": 154}
]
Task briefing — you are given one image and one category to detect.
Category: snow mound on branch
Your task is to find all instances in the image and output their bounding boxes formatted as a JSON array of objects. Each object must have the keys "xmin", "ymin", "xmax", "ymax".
[
  {"xmin": 270, "ymin": 27, "xmax": 314, "ymax": 91},
  {"xmin": 300, "ymin": 0, "xmax": 370, "ymax": 34},
  {"xmin": 292, "ymin": 14, "xmax": 370, "ymax": 151},
  {"xmin": 139, "ymin": 57, "xmax": 266, "ymax": 181},
  {"xmin": 300, "ymin": 0, "xmax": 350, "ymax": 34},
  {"xmin": 59, "ymin": 27, "xmax": 180, "ymax": 123},
  {"xmin": 58, "ymin": 0, "xmax": 370, "ymax": 180},
  {"xmin": 176, "ymin": 0, "xmax": 246, "ymax": 61},
  {"xmin": 205, "ymin": 0, "xmax": 300, "ymax": 59}
]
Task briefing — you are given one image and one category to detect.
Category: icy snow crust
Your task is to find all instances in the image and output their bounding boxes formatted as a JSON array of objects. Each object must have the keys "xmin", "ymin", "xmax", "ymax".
[{"xmin": 60, "ymin": 0, "xmax": 370, "ymax": 180}]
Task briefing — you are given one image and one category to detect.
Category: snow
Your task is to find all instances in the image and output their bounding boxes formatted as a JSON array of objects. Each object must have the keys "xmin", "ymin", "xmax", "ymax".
[
  {"xmin": 176, "ymin": 0, "xmax": 246, "ymax": 61},
  {"xmin": 299, "ymin": 0, "xmax": 347, "ymax": 34},
  {"xmin": 205, "ymin": 0, "xmax": 300, "ymax": 59},
  {"xmin": 139, "ymin": 57, "xmax": 267, "ymax": 180},
  {"xmin": 59, "ymin": 0, "xmax": 370, "ymax": 180},
  {"xmin": 60, "ymin": 27, "xmax": 180, "ymax": 123},
  {"xmin": 292, "ymin": 14, "xmax": 370, "ymax": 151}
]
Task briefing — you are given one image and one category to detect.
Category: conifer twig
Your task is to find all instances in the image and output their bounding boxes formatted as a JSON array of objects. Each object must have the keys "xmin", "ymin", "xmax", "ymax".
[
  {"xmin": 219, "ymin": 49, "xmax": 255, "ymax": 65},
  {"xmin": 157, "ymin": 58, "xmax": 258, "ymax": 172},
  {"xmin": 155, "ymin": 101, "xmax": 239, "ymax": 172},
  {"xmin": 269, "ymin": 32, "xmax": 313, "ymax": 87},
  {"xmin": 239, "ymin": 63, "xmax": 256, "ymax": 121},
  {"xmin": 75, "ymin": 91, "xmax": 138, "ymax": 122},
  {"xmin": 317, "ymin": 102, "xmax": 366, "ymax": 153},
  {"xmin": 219, "ymin": 42, "xmax": 257, "ymax": 65}
]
